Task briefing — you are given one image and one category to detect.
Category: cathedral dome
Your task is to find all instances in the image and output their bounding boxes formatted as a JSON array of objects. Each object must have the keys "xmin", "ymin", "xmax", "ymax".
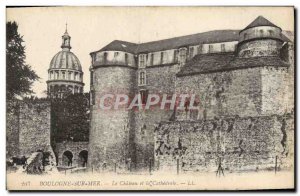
[
  {"xmin": 47, "ymin": 26, "xmax": 84, "ymax": 98},
  {"xmin": 49, "ymin": 51, "xmax": 82, "ymax": 71}
]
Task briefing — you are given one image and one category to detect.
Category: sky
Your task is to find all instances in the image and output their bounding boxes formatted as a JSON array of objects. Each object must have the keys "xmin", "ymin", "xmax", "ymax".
[{"xmin": 6, "ymin": 6, "xmax": 294, "ymax": 97}]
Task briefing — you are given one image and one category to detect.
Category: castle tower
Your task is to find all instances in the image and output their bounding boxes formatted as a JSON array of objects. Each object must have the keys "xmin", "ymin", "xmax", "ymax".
[
  {"xmin": 88, "ymin": 41, "xmax": 137, "ymax": 171},
  {"xmin": 237, "ymin": 16, "xmax": 293, "ymax": 116},
  {"xmin": 237, "ymin": 16, "xmax": 284, "ymax": 58},
  {"xmin": 47, "ymin": 25, "xmax": 84, "ymax": 98}
]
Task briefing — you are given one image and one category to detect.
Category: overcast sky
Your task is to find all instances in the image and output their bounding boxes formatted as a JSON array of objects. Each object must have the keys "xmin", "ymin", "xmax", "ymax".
[{"xmin": 6, "ymin": 7, "xmax": 294, "ymax": 97}]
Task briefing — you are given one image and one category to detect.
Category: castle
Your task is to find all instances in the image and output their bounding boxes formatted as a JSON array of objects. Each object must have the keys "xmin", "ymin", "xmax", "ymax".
[
  {"xmin": 88, "ymin": 16, "xmax": 294, "ymax": 172},
  {"xmin": 6, "ymin": 16, "xmax": 294, "ymax": 173}
]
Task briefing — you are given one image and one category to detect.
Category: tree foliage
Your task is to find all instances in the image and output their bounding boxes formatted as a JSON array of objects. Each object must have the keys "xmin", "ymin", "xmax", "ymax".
[
  {"xmin": 6, "ymin": 21, "xmax": 39, "ymax": 100},
  {"xmin": 51, "ymin": 93, "xmax": 90, "ymax": 143}
]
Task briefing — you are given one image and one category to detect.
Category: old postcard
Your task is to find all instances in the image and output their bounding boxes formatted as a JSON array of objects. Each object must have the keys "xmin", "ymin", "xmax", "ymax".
[{"xmin": 6, "ymin": 6, "xmax": 295, "ymax": 191}]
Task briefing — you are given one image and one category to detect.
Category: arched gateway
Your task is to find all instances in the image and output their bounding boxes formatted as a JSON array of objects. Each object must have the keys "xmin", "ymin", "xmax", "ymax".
[
  {"xmin": 78, "ymin": 150, "xmax": 88, "ymax": 167},
  {"xmin": 62, "ymin": 151, "xmax": 73, "ymax": 166},
  {"xmin": 55, "ymin": 141, "xmax": 89, "ymax": 167}
]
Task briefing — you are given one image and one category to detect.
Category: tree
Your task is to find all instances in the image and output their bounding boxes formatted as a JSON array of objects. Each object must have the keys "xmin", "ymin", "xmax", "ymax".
[
  {"xmin": 51, "ymin": 93, "xmax": 90, "ymax": 143},
  {"xmin": 6, "ymin": 21, "xmax": 39, "ymax": 100}
]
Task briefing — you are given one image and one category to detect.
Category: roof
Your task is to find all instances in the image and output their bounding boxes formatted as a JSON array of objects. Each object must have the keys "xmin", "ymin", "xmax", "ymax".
[
  {"xmin": 177, "ymin": 53, "xmax": 235, "ymax": 76},
  {"xmin": 282, "ymin": 30, "xmax": 294, "ymax": 42},
  {"xmin": 177, "ymin": 52, "xmax": 290, "ymax": 76},
  {"xmin": 136, "ymin": 30, "xmax": 240, "ymax": 53},
  {"xmin": 242, "ymin": 16, "xmax": 281, "ymax": 32},
  {"xmin": 92, "ymin": 14, "xmax": 291, "ymax": 55},
  {"xmin": 92, "ymin": 29, "xmax": 290, "ymax": 55},
  {"xmin": 96, "ymin": 40, "xmax": 138, "ymax": 54},
  {"xmin": 49, "ymin": 50, "xmax": 82, "ymax": 71},
  {"xmin": 91, "ymin": 30, "xmax": 240, "ymax": 55}
]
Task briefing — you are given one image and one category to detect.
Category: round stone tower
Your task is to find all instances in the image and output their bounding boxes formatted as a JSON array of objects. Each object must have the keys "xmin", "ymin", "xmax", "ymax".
[
  {"xmin": 237, "ymin": 16, "xmax": 284, "ymax": 58},
  {"xmin": 47, "ymin": 26, "xmax": 84, "ymax": 98},
  {"xmin": 88, "ymin": 41, "xmax": 137, "ymax": 171}
]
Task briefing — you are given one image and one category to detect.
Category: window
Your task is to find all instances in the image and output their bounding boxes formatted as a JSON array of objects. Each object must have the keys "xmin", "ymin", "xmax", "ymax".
[
  {"xmin": 54, "ymin": 85, "xmax": 59, "ymax": 93},
  {"xmin": 259, "ymin": 29, "xmax": 264, "ymax": 36},
  {"xmin": 174, "ymin": 50, "xmax": 178, "ymax": 62},
  {"xmin": 56, "ymin": 71, "xmax": 59, "ymax": 79},
  {"xmin": 139, "ymin": 71, "xmax": 146, "ymax": 85},
  {"xmin": 244, "ymin": 33, "xmax": 248, "ymax": 40},
  {"xmin": 150, "ymin": 53, "xmax": 154, "ymax": 65},
  {"xmin": 114, "ymin": 52, "xmax": 119, "ymax": 58},
  {"xmin": 125, "ymin": 53, "xmax": 128, "ymax": 64},
  {"xmin": 160, "ymin": 52, "xmax": 164, "ymax": 64},
  {"xmin": 139, "ymin": 54, "xmax": 145, "ymax": 67},
  {"xmin": 221, "ymin": 44, "xmax": 225, "ymax": 52},
  {"xmin": 96, "ymin": 52, "xmax": 101, "ymax": 62},
  {"xmin": 179, "ymin": 48, "xmax": 187, "ymax": 63},
  {"xmin": 75, "ymin": 72, "xmax": 78, "ymax": 81},
  {"xmin": 268, "ymin": 30, "xmax": 274, "ymax": 36},
  {"xmin": 197, "ymin": 45, "xmax": 202, "ymax": 54},
  {"xmin": 209, "ymin": 45, "xmax": 213, "ymax": 53},
  {"xmin": 50, "ymin": 85, "xmax": 54, "ymax": 93},
  {"xmin": 140, "ymin": 90, "xmax": 149, "ymax": 105},
  {"xmin": 103, "ymin": 52, "xmax": 108, "ymax": 63},
  {"xmin": 189, "ymin": 47, "xmax": 194, "ymax": 58},
  {"xmin": 68, "ymin": 72, "xmax": 72, "ymax": 80},
  {"xmin": 62, "ymin": 72, "xmax": 65, "ymax": 79}
]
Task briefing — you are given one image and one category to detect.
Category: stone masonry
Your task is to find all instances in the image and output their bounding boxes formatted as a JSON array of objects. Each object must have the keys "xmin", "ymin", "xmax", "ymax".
[
  {"xmin": 6, "ymin": 99, "xmax": 56, "ymax": 164},
  {"xmin": 155, "ymin": 113, "xmax": 294, "ymax": 173}
]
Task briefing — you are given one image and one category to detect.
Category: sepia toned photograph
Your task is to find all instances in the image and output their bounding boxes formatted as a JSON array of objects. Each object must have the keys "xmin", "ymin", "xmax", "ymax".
[{"xmin": 6, "ymin": 6, "xmax": 295, "ymax": 191}]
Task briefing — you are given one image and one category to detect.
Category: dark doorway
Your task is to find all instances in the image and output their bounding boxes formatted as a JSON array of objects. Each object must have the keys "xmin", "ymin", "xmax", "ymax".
[
  {"xmin": 78, "ymin": 150, "xmax": 88, "ymax": 167},
  {"xmin": 62, "ymin": 151, "xmax": 73, "ymax": 167}
]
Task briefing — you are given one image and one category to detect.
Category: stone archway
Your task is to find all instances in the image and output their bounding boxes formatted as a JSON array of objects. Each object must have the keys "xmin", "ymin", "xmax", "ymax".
[
  {"xmin": 78, "ymin": 150, "xmax": 88, "ymax": 167},
  {"xmin": 62, "ymin": 151, "xmax": 73, "ymax": 167}
]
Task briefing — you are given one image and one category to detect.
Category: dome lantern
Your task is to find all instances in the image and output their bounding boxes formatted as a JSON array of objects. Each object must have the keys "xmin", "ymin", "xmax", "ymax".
[{"xmin": 61, "ymin": 23, "xmax": 71, "ymax": 51}]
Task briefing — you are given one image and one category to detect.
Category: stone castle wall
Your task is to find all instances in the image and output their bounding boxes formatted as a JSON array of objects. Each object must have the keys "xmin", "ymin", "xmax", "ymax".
[
  {"xmin": 238, "ymin": 39, "xmax": 283, "ymax": 58},
  {"xmin": 155, "ymin": 113, "xmax": 294, "ymax": 173},
  {"xmin": 176, "ymin": 65, "xmax": 293, "ymax": 121},
  {"xmin": 6, "ymin": 99, "xmax": 55, "ymax": 161},
  {"xmin": 18, "ymin": 100, "xmax": 53, "ymax": 157},
  {"xmin": 261, "ymin": 66, "xmax": 294, "ymax": 115},
  {"xmin": 176, "ymin": 67, "xmax": 263, "ymax": 120},
  {"xmin": 134, "ymin": 64, "xmax": 180, "ymax": 169}
]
